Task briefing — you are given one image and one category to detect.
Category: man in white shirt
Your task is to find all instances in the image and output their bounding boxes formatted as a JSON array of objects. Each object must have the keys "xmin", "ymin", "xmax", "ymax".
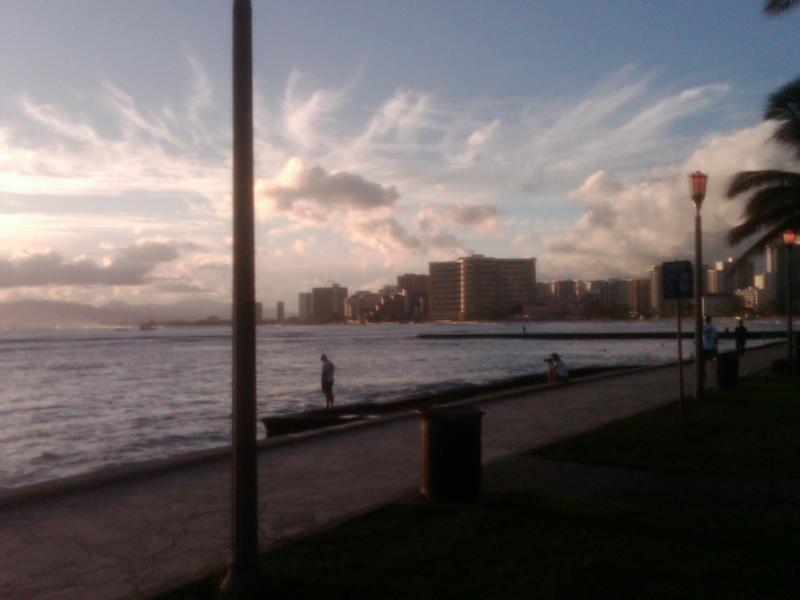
[{"xmin": 702, "ymin": 315, "xmax": 719, "ymax": 361}]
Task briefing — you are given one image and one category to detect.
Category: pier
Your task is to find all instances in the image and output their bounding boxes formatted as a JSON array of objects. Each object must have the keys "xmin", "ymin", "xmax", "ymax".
[{"xmin": 418, "ymin": 331, "xmax": 786, "ymax": 340}]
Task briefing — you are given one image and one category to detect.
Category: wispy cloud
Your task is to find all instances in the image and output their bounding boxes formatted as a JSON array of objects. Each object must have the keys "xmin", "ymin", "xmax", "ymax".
[{"xmin": 0, "ymin": 59, "xmax": 762, "ymax": 302}]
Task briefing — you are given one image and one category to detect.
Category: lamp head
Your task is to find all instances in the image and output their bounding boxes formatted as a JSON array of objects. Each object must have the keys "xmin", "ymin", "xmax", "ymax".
[
  {"xmin": 688, "ymin": 171, "xmax": 708, "ymax": 206},
  {"xmin": 783, "ymin": 229, "xmax": 797, "ymax": 247}
]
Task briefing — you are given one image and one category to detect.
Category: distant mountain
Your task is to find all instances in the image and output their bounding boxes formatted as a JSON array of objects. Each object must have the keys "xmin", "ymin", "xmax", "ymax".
[
  {"xmin": 0, "ymin": 300, "xmax": 107, "ymax": 329},
  {"xmin": 0, "ymin": 298, "xmax": 238, "ymax": 328}
]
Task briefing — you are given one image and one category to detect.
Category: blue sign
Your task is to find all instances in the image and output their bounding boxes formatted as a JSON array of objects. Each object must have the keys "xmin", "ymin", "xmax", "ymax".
[{"xmin": 662, "ymin": 261, "xmax": 693, "ymax": 300}]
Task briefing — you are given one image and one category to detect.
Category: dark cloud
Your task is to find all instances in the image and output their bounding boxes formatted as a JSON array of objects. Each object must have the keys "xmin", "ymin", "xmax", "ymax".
[
  {"xmin": 0, "ymin": 241, "xmax": 181, "ymax": 288},
  {"xmin": 442, "ymin": 203, "xmax": 501, "ymax": 226},
  {"xmin": 350, "ymin": 217, "xmax": 421, "ymax": 253},
  {"xmin": 260, "ymin": 159, "xmax": 399, "ymax": 215}
]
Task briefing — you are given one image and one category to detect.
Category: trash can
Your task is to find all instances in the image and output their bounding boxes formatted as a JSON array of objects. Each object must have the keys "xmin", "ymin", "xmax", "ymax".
[
  {"xmin": 717, "ymin": 351, "xmax": 739, "ymax": 390},
  {"xmin": 418, "ymin": 406, "xmax": 484, "ymax": 503}
]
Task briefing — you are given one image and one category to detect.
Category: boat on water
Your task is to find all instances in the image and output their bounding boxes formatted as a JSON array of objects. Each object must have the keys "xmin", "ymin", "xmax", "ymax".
[{"xmin": 139, "ymin": 321, "xmax": 158, "ymax": 331}]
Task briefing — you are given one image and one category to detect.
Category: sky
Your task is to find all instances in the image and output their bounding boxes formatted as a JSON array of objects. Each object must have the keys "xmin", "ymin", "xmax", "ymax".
[{"xmin": 1, "ymin": 1, "xmax": 800, "ymax": 311}]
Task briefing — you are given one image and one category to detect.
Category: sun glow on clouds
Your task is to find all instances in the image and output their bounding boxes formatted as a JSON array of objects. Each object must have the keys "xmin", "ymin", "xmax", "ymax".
[{"xmin": 0, "ymin": 57, "xmax": 780, "ymax": 304}]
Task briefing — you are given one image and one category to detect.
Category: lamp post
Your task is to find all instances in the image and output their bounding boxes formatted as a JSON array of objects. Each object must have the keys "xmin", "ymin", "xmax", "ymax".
[
  {"xmin": 783, "ymin": 229, "xmax": 797, "ymax": 363},
  {"xmin": 689, "ymin": 171, "xmax": 708, "ymax": 399},
  {"xmin": 220, "ymin": 0, "xmax": 262, "ymax": 597}
]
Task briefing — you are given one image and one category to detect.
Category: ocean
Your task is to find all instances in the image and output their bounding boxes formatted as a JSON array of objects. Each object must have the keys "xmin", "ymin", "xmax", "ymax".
[{"xmin": 0, "ymin": 319, "xmax": 781, "ymax": 489}]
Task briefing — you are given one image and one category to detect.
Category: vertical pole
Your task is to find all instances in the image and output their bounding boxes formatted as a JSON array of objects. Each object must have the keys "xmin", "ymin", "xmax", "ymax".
[
  {"xmin": 694, "ymin": 205, "xmax": 704, "ymax": 399},
  {"xmin": 221, "ymin": 0, "xmax": 261, "ymax": 597},
  {"xmin": 677, "ymin": 298, "xmax": 684, "ymax": 422},
  {"xmin": 788, "ymin": 246, "xmax": 794, "ymax": 363}
]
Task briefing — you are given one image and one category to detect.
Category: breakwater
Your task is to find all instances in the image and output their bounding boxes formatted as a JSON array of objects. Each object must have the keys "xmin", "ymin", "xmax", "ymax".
[{"xmin": 419, "ymin": 331, "xmax": 785, "ymax": 340}]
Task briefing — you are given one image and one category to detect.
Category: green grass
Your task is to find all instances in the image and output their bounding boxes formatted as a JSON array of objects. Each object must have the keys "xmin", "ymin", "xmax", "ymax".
[
  {"xmin": 532, "ymin": 370, "xmax": 800, "ymax": 476},
  {"xmin": 155, "ymin": 371, "xmax": 800, "ymax": 600}
]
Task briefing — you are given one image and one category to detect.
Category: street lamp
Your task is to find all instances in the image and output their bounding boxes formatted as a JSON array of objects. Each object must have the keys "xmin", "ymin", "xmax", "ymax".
[
  {"xmin": 783, "ymin": 229, "xmax": 797, "ymax": 363},
  {"xmin": 689, "ymin": 171, "xmax": 708, "ymax": 398}
]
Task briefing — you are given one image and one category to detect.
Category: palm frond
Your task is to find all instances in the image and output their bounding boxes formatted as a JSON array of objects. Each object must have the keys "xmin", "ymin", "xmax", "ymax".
[
  {"xmin": 726, "ymin": 170, "xmax": 800, "ymax": 197},
  {"xmin": 741, "ymin": 186, "xmax": 800, "ymax": 220},
  {"xmin": 728, "ymin": 187, "xmax": 800, "ymax": 244},
  {"xmin": 765, "ymin": 77, "xmax": 800, "ymax": 156},
  {"xmin": 765, "ymin": 0, "xmax": 800, "ymax": 14},
  {"xmin": 729, "ymin": 217, "xmax": 800, "ymax": 270}
]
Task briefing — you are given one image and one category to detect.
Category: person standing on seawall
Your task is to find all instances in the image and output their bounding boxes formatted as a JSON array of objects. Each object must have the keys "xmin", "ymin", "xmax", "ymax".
[
  {"xmin": 321, "ymin": 353, "xmax": 335, "ymax": 409},
  {"xmin": 734, "ymin": 318, "xmax": 748, "ymax": 356}
]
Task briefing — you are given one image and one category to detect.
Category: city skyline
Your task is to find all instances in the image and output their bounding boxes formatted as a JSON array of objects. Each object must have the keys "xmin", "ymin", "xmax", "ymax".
[{"xmin": 2, "ymin": 2, "xmax": 800, "ymax": 310}]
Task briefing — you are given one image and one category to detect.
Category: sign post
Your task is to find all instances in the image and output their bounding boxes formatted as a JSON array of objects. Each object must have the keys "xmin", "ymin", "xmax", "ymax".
[{"xmin": 663, "ymin": 261, "xmax": 693, "ymax": 421}]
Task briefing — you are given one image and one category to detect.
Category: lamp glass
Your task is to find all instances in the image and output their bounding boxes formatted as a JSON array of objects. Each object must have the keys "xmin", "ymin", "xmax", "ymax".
[
  {"xmin": 688, "ymin": 171, "xmax": 708, "ymax": 203},
  {"xmin": 783, "ymin": 229, "xmax": 797, "ymax": 246}
]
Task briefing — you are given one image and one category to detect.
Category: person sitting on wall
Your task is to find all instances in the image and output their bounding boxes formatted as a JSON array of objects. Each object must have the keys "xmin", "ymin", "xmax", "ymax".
[{"xmin": 546, "ymin": 352, "xmax": 569, "ymax": 383}]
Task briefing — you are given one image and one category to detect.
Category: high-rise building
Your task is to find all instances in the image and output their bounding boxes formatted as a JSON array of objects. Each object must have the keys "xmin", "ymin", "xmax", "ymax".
[
  {"xmin": 311, "ymin": 284, "xmax": 348, "ymax": 322},
  {"xmin": 628, "ymin": 278, "xmax": 651, "ymax": 315},
  {"xmin": 429, "ymin": 255, "xmax": 536, "ymax": 320},
  {"xmin": 298, "ymin": 292, "xmax": 312, "ymax": 320},
  {"xmin": 397, "ymin": 274, "xmax": 428, "ymax": 294},
  {"xmin": 766, "ymin": 241, "xmax": 800, "ymax": 310},
  {"xmin": 606, "ymin": 279, "xmax": 630, "ymax": 308},
  {"xmin": 550, "ymin": 280, "xmax": 577, "ymax": 301},
  {"xmin": 397, "ymin": 273, "xmax": 429, "ymax": 319},
  {"xmin": 429, "ymin": 262, "xmax": 461, "ymax": 320},
  {"xmin": 586, "ymin": 280, "xmax": 610, "ymax": 306},
  {"xmin": 648, "ymin": 265, "xmax": 663, "ymax": 315},
  {"xmin": 276, "ymin": 301, "xmax": 284, "ymax": 321},
  {"xmin": 345, "ymin": 291, "xmax": 380, "ymax": 321}
]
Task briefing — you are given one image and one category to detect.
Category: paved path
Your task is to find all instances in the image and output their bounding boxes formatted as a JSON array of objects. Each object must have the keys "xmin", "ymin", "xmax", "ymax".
[{"xmin": 0, "ymin": 344, "xmax": 785, "ymax": 600}]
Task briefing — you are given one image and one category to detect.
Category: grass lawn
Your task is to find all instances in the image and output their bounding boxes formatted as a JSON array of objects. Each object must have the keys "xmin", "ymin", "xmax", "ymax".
[
  {"xmin": 531, "ymin": 370, "xmax": 800, "ymax": 476},
  {"xmin": 157, "ymin": 495, "xmax": 800, "ymax": 600},
  {"xmin": 156, "ymin": 370, "xmax": 800, "ymax": 600}
]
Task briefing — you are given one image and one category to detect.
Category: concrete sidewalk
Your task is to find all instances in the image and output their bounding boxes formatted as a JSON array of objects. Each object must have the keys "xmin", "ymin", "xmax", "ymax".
[{"xmin": 0, "ymin": 344, "xmax": 785, "ymax": 600}]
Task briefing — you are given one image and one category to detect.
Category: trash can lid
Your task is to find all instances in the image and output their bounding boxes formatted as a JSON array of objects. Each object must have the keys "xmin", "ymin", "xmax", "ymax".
[{"xmin": 418, "ymin": 406, "xmax": 485, "ymax": 420}]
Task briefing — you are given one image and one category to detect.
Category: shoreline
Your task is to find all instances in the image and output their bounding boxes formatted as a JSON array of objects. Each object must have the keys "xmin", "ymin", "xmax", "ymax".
[
  {"xmin": 0, "ymin": 363, "xmax": 642, "ymax": 505},
  {"xmin": 1, "ymin": 340, "xmax": 785, "ymax": 504}
]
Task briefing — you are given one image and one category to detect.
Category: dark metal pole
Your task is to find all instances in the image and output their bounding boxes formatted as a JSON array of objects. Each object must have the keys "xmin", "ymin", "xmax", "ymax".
[
  {"xmin": 220, "ymin": 0, "xmax": 261, "ymax": 596},
  {"xmin": 788, "ymin": 245, "xmax": 794, "ymax": 363},
  {"xmin": 694, "ymin": 205, "xmax": 704, "ymax": 399},
  {"xmin": 677, "ymin": 298, "xmax": 684, "ymax": 421}
]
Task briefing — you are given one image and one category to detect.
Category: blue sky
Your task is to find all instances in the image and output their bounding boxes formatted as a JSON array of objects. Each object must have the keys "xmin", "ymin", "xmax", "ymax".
[{"xmin": 1, "ymin": 1, "xmax": 799, "ymax": 309}]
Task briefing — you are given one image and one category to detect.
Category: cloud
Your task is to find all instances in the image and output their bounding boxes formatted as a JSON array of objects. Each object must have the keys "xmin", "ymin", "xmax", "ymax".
[
  {"xmin": 257, "ymin": 158, "xmax": 400, "ymax": 219},
  {"xmin": 441, "ymin": 202, "xmax": 502, "ymax": 228},
  {"xmin": 0, "ymin": 58, "xmax": 772, "ymax": 299},
  {"xmin": 348, "ymin": 217, "xmax": 422, "ymax": 255},
  {"xmin": 0, "ymin": 240, "xmax": 181, "ymax": 288},
  {"xmin": 537, "ymin": 121, "xmax": 795, "ymax": 280},
  {"xmin": 283, "ymin": 69, "xmax": 352, "ymax": 149}
]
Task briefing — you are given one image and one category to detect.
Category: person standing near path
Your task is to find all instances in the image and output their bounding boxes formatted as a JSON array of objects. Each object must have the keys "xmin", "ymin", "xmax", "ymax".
[
  {"xmin": 321, "ymin": 353, "xmax": 335, "ymax": 409},
  {"xmin": 735, "ymin": 318, "xmax": 748, "ymax": 356},
  {"xmin": 702, "ymin": 316, "xmax": 719, "ymax": 383}
]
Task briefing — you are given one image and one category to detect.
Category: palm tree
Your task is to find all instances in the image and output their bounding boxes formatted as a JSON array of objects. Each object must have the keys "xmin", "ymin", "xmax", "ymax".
[
  {"xmin": 725, "ymin": 77, "xmax": 800, "ymax": 260},
  {"xmin": 765, "ymin": 0, "xmax": 800, "ymax": 14}
]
